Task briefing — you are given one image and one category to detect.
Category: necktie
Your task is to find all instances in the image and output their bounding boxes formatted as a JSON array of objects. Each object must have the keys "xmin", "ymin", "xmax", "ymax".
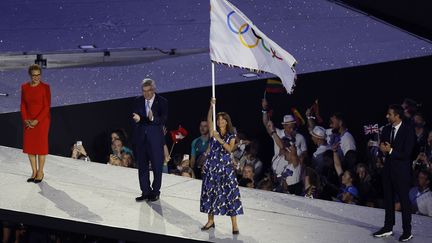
[
  {"xmin": 390, "ymin": 127, "xmax": 395, "ymax": 144},
  {"xmin": 145, "ymin": 100, "xmax": 150, "ymax": 117}
]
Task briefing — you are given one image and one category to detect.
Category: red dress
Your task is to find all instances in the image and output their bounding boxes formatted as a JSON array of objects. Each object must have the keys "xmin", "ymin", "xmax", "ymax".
[{"xmin": 20, "ymin": 81, "xmax": 51, "ymax": 155}]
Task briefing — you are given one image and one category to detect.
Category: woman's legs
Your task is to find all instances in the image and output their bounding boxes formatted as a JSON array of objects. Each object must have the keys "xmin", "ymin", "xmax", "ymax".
[
  {"xmin": 208, "ymin": 214, "xmax": 214, "ymax": 224},
  {"xmin": 207, "ymin": 214, "xmax": 214, "ymax": 225},
  {"xmin": 2, "ymin": 225, "xmax": 11, "ymax": 243},
  {"xmin": 27, "ymin": 154, "xmax": 37, "ymax": 178},
  {"xmin": 203, "ymin": 214, "xmax": 214, "ymax": 227},
  {"xmin": 231, "ymin": 216, "xmax": 239, "ymax": 232},
  {"xmin": 36, "ymin": 155, "xmax": 46, "ymax": 180},
  {"xmin": 15, "ymin": 227, "xmax": 26, "ymax": 243}
]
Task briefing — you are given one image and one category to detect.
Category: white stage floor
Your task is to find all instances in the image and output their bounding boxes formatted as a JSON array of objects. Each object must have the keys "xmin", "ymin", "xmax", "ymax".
[{"xmin": 1, "ymin": 145, "xmax": 431, "ymax": 243}]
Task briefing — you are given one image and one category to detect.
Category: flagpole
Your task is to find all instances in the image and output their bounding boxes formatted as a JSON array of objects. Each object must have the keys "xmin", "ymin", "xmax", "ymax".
[
  {"xmin": 211, "ymin": 62, "xmax": 216, "ymax": 131},
  {"xmin": 169, "ymin": 143, "xmax": 176, "ymax": 157}
]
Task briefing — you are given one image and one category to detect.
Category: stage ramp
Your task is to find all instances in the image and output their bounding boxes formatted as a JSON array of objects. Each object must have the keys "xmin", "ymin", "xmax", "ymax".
[{"xmin": 1, "ymin": 146, "xmax": 431, "ymax": 243}]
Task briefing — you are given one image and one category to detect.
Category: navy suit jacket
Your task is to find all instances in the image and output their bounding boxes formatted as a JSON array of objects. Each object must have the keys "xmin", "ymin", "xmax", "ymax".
[
  {"xmin": 133, "ymin": 94, "xmax": 168, "ymax": 146},
  {"xmin": 381, "ymin": 121, "xmax": 415, "ymax": 166}
]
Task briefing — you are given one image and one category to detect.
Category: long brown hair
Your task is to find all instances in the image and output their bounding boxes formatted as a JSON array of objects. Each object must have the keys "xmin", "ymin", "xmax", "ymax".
[{"xmin": 216, "ymin": 112, "xmax": 234, "ymax": 135}]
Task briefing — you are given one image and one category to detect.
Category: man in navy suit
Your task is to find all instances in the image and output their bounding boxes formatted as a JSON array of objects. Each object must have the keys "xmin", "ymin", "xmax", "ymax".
[
  {"xmin": 373, "ymin": 104, "xmax": 415, "ymax": 242},
  {"xmin": 132, "ymin": 78, "xmax": 168, "ymax": 202}
]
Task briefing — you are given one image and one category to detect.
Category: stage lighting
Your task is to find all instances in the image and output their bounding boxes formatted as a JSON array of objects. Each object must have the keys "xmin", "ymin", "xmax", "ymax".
[
  {"xmin": 241, "ymin": 72, "xmax": 259, "ymax": 78},
  {"xmin": 79, "ymin": 44, "xmax": 96, "ymax": 49}
]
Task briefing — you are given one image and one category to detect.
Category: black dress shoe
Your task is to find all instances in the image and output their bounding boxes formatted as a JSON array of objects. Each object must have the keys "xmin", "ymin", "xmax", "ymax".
[
  {"xmin": 27, "ymin": 177, "xmax": 35, "ymax": 183},
  {"xmin": 399, "ymin": 232, "xmax": 413, "ymax": 242},
  {"xmin": 200, "ymin": 223, "xmax": 215, "ymax": 231},
  {"xmin": 373, "ymin": 227, "xmax": 393, "ymax": 238},
  {"xmin": 233, "ymin": 230, "xmax": 239, "ymax": 235},
  {"xmin": 135, "ymin": 195, "xmax": 149, "ymax": 202},
  {"xmin": 148, "ymin": 194, "xmax": 160, "ymax": 202},
  {"xmin": 34, "ymin": 174, "xmax": 44, "ymax": 183}
]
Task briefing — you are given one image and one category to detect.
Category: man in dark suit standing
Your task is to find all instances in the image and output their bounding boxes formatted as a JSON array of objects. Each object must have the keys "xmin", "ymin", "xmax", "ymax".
[
  {"xmin": 132, "ymin": 78, "xmax": 168, "ymax": 202},
  {"xmin": 373, "ymin": 104, "xmax": 415, "ymax": 242}
]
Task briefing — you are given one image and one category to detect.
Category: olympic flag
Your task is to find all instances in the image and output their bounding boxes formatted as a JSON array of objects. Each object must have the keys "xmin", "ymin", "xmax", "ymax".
[{"xmin": 210, "ymin": 0, "xmax": 297, "ymax": 93}]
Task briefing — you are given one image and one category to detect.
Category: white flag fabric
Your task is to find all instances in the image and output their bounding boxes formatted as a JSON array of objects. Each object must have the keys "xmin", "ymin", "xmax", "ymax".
[{"xmin": 210, "ymin": 0, "xmax": 297, "ymax": 93}]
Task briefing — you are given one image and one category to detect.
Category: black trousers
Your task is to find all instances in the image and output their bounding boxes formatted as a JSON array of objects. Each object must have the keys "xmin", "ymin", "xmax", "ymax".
[
  {"xmin": 136, "ymin": 137, "xmax": 164, "ymax": 196},
  {"xmin": 382, "ymin": 162, "xmax": 412, "ymax": 233}
]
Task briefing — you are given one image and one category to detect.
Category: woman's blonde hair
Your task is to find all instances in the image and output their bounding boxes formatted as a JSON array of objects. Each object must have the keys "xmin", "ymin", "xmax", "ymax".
[{"xmin": 28, "ymin": 64, "xmax": 42, "ymax": 75}]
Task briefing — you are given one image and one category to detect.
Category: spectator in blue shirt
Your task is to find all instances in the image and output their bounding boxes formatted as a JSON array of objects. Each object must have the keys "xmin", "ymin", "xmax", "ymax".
[{"xmin": 190, "ymin": 119, "xmax": 210, "ymax": 179}]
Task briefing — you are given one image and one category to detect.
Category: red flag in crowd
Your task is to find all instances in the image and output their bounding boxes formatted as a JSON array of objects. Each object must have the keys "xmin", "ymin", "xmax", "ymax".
[{"xmin": 170, "ymin": 126, "xmax": 188, "ymax": 144}]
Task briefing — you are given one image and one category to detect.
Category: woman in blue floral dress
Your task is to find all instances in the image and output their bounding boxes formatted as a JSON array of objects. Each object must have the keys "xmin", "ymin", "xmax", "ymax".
[{"xmin": 200, "ymin": 98, "xmax": 243, "ymax": 234}]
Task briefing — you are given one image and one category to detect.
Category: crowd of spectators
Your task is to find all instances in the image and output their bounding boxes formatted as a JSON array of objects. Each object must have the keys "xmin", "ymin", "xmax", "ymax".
[
  {"xmin": 86, "ymin": 97, "xmax": 431, "ymax": 218},
  {"xmin": 170, "ymin": 97, "xmax": 431, "ymax": 217}
]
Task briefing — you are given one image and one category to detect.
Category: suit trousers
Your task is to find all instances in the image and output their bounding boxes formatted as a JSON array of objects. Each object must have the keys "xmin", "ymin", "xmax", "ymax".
[
  {"xmin": 382, "ymin": 161, "xmax": 412, "ymax": 233},
  {"xmin": 136, "ymin": 135, "xmax": 164, "ymax": 196}
]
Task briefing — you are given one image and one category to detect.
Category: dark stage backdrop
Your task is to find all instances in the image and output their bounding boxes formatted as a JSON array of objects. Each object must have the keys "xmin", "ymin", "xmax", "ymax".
[
  {"xmin": 339, "ymin": 0, "xmax": 432, "ymax": 40},
  {"xmin": 1, "ymin": 55, "xmax": 431, "ymax": 168}
]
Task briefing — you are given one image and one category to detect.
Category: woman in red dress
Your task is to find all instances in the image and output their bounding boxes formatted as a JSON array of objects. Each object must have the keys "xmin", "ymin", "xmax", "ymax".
[{"xmin": 20, "ymin": 64, "xmax": 51, "ymax": 183}]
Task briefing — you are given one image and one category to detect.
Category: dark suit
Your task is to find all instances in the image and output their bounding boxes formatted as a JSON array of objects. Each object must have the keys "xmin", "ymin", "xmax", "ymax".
[
  {"xmin": 381, "ymin": 121, "xmax": 415, "ymax": 233},
  {"xmin": 134, "ymin": 94, "xmax": 168, "ymax": 196}
]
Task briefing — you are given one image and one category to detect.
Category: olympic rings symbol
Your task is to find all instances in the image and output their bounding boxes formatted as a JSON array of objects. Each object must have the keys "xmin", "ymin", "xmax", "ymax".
[{"xmin": 226, "ymin": 11, "xmax": 283, "ymax": 60}]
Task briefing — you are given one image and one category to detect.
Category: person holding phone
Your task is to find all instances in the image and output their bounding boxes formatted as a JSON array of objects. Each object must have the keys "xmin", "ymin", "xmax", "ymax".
[
  {"xmin": 20, "ymin": 64, "xmax": 51, "ymax": 183},
  {"xmin": 71, "ymin": 141, "xmax": 90, "ymax": 161}
]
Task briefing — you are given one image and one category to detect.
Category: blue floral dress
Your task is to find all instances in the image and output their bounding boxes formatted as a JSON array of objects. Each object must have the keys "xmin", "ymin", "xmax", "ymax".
[{"xmin": 200, "ymin": 133, "xmax": 244, "ymax": 216}]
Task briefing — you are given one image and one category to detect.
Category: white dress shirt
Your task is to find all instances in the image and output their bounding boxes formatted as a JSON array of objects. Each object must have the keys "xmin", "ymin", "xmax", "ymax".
[
  {"xmin": 389, "ymin": 121, "xmax": 402, "ymax": 154},
  {"xmin": 145, "ymin": 94, "xmax": 155, "ymax": 121},
  {"xmin": 392, "ymin": 121, "xmax": 402, "ymax": 140}
]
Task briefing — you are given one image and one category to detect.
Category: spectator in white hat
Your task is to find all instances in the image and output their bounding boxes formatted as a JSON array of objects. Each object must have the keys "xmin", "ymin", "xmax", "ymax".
[
  {"xmin": 262, "ymin": 99, "xmax": 307, "ymax": 195},
  {"xmin": 306, "ymin": 108, "xmax": 356, "ymax": 164},
  {"xmin": 310, "ymin": 126, "xmax": 331, "ymax": 174}
]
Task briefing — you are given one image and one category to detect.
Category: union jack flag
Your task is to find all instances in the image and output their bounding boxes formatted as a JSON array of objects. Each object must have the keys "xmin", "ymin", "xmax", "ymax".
[{"xmin": 364, "ymin": 124, "xmax": 379, "ymax": 135}]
